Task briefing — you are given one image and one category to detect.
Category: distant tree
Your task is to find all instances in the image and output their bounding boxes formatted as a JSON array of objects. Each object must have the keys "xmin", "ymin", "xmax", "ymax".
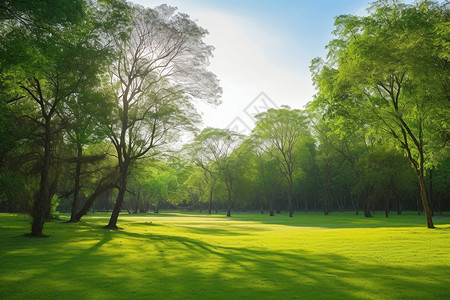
[
  {"xmin": 186, "ymin": 128, "xmax": 242, "ymax": 216},
  {"xmin": 244, "ymin": 137, "xmax": 282, "ymax": 216},
  {"xmin": 253, "ymin": 107, "xmax": 308, "ymax": 217}
]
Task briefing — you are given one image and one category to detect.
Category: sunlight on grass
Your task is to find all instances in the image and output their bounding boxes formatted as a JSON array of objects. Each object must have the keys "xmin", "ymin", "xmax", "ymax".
[{"xmin": 1, "ymin": 212, "xmax": 449, "ymax": 299}]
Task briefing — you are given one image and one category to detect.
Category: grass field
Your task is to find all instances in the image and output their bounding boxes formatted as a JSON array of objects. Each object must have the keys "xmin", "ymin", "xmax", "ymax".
[{"xmin": 0, "ymin": 211, "xmax": 449, "ymax": 300}]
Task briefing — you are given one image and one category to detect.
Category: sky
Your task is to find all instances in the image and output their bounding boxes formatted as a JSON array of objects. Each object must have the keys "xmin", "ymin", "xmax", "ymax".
[{"xmin": 131, "ymin": 0, "xmax": 409, "ymax": 133}]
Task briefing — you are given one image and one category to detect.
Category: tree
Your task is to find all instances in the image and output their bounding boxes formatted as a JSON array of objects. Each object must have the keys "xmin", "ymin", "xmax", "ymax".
[
  {"xmin": 253, "ymin": 107, "xmax": 308, "ymax": 217},
  {"xmin": 103, "ymin": 5, "xmax": 221, "ymax": 229},
  {"xmin": 62, "ymin": 90, "xmax": 113, "ymax": 222},
  {"xmin": 243, "ymin": 137, "xmax": 282, "ymax": 216},
  {"xmin": 186, "ymin": 128, "xmax": 242, "ymax": 217},
  {"xmin": 0, "ymin": 0, "xmax": 127, "ymax": 235},
  {"xmin": 311, "ymin": 0, "xmax": 449, "ymax": 228}
]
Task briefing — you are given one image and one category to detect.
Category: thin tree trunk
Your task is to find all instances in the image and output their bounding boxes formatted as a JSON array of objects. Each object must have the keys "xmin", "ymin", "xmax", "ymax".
[
  {"xmin": 225, "ymin": 180, "xmax": 233, "ymax": 217},
  {"xmin": 363, "ymin": 187, "xmax": 372, "ymax": 218},
  {"xmin": 69, "ymin": 143, "xmax": 83, "ymax": 222},
  {"xmin": 208, "ymin": 187, "xmax": 213, "ymax": 214},
  {"xmin": 45, "ymin": 170, "xmax": 60, "ymax": 220},
  {"xmin": 154, "ymin": 197, "xmax": 163, "ymax": 213},
  {"xmin": 303, "ymin": 191, "xmax": 308, "ymax": 214},
  {"xmin": 75, "ymin": 183, "xmax": 115, "ymax": 221},
  {"xmin": 288, "ymin": 180, "xmax": 293, "ymax": 218}
]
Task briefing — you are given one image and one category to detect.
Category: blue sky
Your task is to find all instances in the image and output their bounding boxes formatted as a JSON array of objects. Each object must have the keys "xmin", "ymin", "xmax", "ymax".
[{"xmin": 133, "ymin": 0, "xmax": 417, "ymax": 132}]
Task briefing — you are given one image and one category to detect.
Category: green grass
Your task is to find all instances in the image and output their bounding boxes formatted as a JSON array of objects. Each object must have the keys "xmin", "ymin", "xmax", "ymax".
[{"xmin": 1, "ymin": 211, "xmax": 449, "ymax": 300}]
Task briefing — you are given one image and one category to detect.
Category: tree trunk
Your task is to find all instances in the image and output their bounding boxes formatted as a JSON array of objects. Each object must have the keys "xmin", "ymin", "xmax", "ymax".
[
  {"xmin": 363, "ymin": 186, "xmax": 372, "ymax": 218},
  {"xmin": 154, "ymin": 197, "xmax": 163, "ymax": 214},
  {"xmin": 267, "ymin": 195, "xmax": 275, "ymax": 216},
  {"xmin": 303, "ymin": 191, "xmax": 308, "ymax": 213},
  {"xmin": 225, "ymin": 178, "xmax": 234, "ymax": 217},
  {"xmin": 392, "ymin": 184, "xmax": 402, "ymax": 215},
  {"xmin": 104, "ymin": 161, "xmax": 129, "ymax": 229},
  {"xmin": 208, "ymin": 187, "xmax": 213, "ymax": 215},
  {"xmin": 384, "ymin": 182, "xmax": 391, "ymax": 218},
  {"xmin": 75, "ymin": 183, "xmax": 114, "ymax": 221},
  {"xmin": 30, "ymin": 117, "xmax": 51, "ymax": 236},
  {"xmin": 45, "ymin": 171, "xmax": 60, "ymax": 220},
  {"xmin": 69, "ymin": 143, "xmax": 83, "ymax": 222},
  {"xmin": 417, "ymin": 171, "xmax": 434, "ymax": 228},
  {"xmin": 288, "ymin": 181, "xmax": 293, "ymax": 218}
]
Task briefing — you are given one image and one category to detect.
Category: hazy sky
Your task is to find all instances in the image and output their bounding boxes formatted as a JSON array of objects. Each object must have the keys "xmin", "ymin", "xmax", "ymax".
[{"xmin": 132, "ymin": 0, "xmax": 411, "ymax": 133}]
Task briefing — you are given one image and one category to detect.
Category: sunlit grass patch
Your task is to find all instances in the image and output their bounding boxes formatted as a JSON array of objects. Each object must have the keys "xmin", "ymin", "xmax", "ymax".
[{"xmin": 1, "ymin": 211, "xmax": 449, "ymax": 299}]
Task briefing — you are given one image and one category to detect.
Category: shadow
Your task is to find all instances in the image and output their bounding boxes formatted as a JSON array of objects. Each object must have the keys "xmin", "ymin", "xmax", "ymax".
[{"xmin": 1, "ymin": 213, "xmax": 450, "ymax": 299}]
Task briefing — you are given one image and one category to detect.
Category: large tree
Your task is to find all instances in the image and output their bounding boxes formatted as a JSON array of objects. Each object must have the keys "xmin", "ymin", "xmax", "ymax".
[
  {"xmin": 0, "ymin": 0, "xmax": 127, "ymax": 236},
  {"xmin": 311, "ymin": 0, "xmax": 449, "ymax": 228},
  {"xmin": 104, "ymin": 5, "xmax": 221, "ymax": 229}
]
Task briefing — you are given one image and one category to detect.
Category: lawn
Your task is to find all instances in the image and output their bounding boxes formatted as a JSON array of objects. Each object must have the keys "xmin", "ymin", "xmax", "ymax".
[{"xmin": 0, "ymin": 211, "xmax": 449, "ymax": 299}]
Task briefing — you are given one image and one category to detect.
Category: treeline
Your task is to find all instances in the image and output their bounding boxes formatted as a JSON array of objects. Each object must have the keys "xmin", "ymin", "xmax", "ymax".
[{"xmin": 0, "ymin": 0, "xmax": 448, "ymax": 234}]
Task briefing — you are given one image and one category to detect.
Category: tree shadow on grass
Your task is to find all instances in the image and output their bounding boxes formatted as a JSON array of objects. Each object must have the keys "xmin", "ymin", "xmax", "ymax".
[
  {"xmin": 3, "ymin": 225, "xmax": 447, "ymax": 300},
  {"xmin": 97, "ymin": 211, "xmax": 450, "ymax": 229},
  {"xmin": 1, "ymin": 215, "xmax": 450, "ymax": 300}
]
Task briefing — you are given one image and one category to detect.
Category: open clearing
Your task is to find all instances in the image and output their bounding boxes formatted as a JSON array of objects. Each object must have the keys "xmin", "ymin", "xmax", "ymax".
[{"xmin": 1, "ymin": 211, "xmax": 449, "ymax": 299}]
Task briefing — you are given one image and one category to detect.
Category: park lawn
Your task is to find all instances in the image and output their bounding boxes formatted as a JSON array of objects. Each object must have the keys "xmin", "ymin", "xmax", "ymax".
[{"xmin": 0, "ymin": 211, "xmax": 449, "ymax": 300}]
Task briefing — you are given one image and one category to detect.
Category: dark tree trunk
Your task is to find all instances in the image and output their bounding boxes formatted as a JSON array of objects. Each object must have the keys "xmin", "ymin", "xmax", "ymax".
[
  {"xmin": 324, "ymin": 205, "xmax": 329, "ymax": 216},
  {"xmin": 76, "ymin": 183, "xmax": 114, "ymax": 221},
  {"xmin": 417, "ymin": 170, "xmax": 434, "ymax": 229},
  {"xmin": 45, "ymin": 171, "xmax": 60, "ymax": 220},
  {"xmin": 208, "ymin": 187, "xmax": 213, "ymax": 215},
  {"xmin": 364, "ymin": 201, "xmax": 372, "ymax": 218},
  {"xmin": 69, "ymin": 143, "xmax": 83, "ymax": 222},
  {"xmin": 363, "ymin": 186, "xmax": 372, "ymax": 218},
  {"xmin": 350, "ymin": 191, "xmax": 359, "ymax": 215},
  {"xmin": 30, "ymin": 117, "xmax": 51, "ymax": 237},
  {"xmin": 154, "ymin": 197, "xmax": 163, "ymax": 214},
  {"xmin": 288, "ymin": 183, "xmax": 293, "ymax": 218},
  {"xmin": 105, "ymin": 161, "xmax": 129, "ymax": 229},
  {"xmin": 303, "ymin": 192, "xmax": 308, "ymax": 214},
  {"xmin": 225, "ymin": 178, "xmax": 234, "ymax": 217},
  {"xmin": 267, "ymin": 195, "xmax": 275, "ymax": 217},
  {"xmin": 392, "ymin": 184, "xmax": 402, "ymax": 215},
  {"xmin": 384, "ymin": 181, "xmax": 391, "ymax": 218}
]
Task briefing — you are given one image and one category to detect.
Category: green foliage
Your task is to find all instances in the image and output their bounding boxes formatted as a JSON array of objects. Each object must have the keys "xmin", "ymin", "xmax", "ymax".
[{"xmin": 310, "ymin": 0, "xmax": 449, "ymax": 225}]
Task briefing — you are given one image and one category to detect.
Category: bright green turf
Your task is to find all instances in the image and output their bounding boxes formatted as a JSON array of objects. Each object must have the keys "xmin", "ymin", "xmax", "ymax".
[{"xmin": 1, "ymin": 211, "xmax": 449, "ymax": 299}]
